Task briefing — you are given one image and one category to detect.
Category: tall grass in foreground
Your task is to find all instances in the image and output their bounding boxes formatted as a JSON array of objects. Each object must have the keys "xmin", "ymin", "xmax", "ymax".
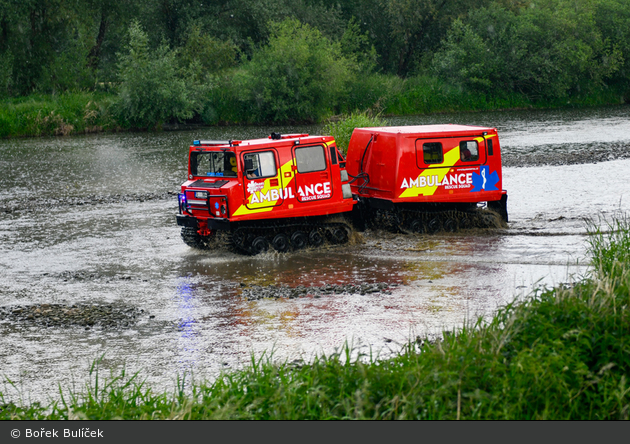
[
  {"xmin": 588, "ymin": 216, "xmax": 630, "ymax": 279},
  {"xmin": 2, "ymin": 218, "xmax": 629, "ymax": 419}
]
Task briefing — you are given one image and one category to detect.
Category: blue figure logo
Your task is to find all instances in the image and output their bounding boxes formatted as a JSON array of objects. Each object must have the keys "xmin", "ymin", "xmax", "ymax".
[
  {"xmin": 214, "ymin": 202, "xmax": 219, "ymax": 209},
  {"xmin": 471, "ymin": 166, "xmax": 499, "ymax": 192}
]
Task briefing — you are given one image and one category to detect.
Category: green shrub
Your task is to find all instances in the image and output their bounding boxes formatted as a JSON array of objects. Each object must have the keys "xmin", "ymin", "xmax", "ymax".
[
  {"xmin": 179, "ymin": 28, "xmax": 238, "ymax": 79},
  {"xmin": 322, "ymin": 111, "xmax": 388, "ymax": 154},
  {"xmin": 432, "ymin": 2, "xmax": 623, "ymax": 100},
  {"xmin": 232, "ymin": 19, "xmax": 357, "ymax": 124},
  {"xmin": 341, "ymin": 73, "xmax": 399, "ymax": 115},
  {"xmin": 114, "ymin": 21, "xmax": 207, "ymax": 129}
]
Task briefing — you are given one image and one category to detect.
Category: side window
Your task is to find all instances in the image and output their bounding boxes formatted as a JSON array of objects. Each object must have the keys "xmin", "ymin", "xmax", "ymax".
[
  {"xmin": 422, "ymin": 142, "xmax": 443, "ymax": 164},
  {"xmin": 244, "ymin": 151, "xmax": 277, "ymax": 179},
  {"xmin": 329, "ymin": 145, "xmax": 338, "ymax": 165},
  {"xmin": 295, "ymin": 145, "xmax": 327, "ymax": 173},
  {"xmin": 223, "ymin": 152, "xmax": 237, "ymax": 176},
  {"xmin": 459, "ymin": 141, "xmax": 479, "ymax": 162},
  {"xmin": 487, "ymin": 138, "xmax": 494, "ymax": 156}
]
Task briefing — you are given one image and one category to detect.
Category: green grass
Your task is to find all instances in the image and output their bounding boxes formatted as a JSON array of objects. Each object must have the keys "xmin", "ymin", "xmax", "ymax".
[
  {"xmin": 587, "ymin": 215, "xmax": 630, "ymax": 279},
  {"xmin": 0, "ymin": 92, "xmax": 116, "ymax": 138},
  {"xmin": 380, "ymin": 75, "xmax": 628, "ymax": 116},
  {"xmin": 2, "ymin": 217, "xmax": 629, "ymax": 419}
]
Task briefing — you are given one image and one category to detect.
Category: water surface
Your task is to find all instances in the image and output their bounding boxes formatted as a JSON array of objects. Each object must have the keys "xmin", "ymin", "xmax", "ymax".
[{"xmin": 1, "ymin": 105, "xmax": 629, "ymax": 403}]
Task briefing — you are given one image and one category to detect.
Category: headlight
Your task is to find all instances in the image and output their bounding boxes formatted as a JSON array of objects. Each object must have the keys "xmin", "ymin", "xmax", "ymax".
[{"xmin": 194, "ymin": 191, "xmax": 208, "ymax": 199}]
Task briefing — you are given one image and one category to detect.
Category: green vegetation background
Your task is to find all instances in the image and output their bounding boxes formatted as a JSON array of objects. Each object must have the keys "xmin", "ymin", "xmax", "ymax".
[
  {"xmin": 0, "ymin": 0, "xmax": 630, "ymax": 137},
  {"xmin": 1, "ymin": 0, "xmax": 630, "ymax": 136}
]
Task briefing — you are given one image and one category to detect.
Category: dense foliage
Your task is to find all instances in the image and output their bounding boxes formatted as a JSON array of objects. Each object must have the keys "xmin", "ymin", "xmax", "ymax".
[{"xmin": 1, "ymin": 0, "xmax": 630, "ymax": 131}]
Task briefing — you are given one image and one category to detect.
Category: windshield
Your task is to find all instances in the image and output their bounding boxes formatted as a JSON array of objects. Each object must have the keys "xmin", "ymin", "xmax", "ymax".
[{"xmin": 191, "ymin": 151, "xmax": 237, "ymax": 177}]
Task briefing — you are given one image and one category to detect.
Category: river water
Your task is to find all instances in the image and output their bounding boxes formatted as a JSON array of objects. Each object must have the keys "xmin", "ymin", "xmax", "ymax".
[{"xmin": 1, "ymin": 105, "xmax": 629, "ymax": 403}]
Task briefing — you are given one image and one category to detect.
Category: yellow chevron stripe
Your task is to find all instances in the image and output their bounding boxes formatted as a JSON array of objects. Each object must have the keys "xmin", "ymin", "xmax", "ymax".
[{"xmin": 398, "ymin": 146, "xmax": 459, "ymax": 198}]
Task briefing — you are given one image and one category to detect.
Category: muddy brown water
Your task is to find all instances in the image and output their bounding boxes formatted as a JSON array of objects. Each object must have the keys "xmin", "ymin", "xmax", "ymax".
[{"xmin": 1, "ymin": 105, "xmax": 629, "ymax": 403}]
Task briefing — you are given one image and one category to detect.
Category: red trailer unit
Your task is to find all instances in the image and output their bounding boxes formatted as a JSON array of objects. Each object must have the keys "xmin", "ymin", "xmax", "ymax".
[
  {"xmin": 345, "ymin": 124, "xmax": 508, "ymax": 232},
  {"xmin": 177, "ymin": 133, "xmax": 355, "ymax": 254}
]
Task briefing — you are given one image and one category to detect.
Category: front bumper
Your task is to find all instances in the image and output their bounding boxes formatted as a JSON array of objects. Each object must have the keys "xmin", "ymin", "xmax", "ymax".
[
  {"xmin": 176, "ymin": 215, "xmax": 198, "ymax": 228},
  {"xmin": 176, "ymin": 215, "xmax": 231, "ymax": 230}
]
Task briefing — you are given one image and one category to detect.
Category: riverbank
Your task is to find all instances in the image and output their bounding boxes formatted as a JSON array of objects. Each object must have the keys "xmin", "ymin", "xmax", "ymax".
[
  {"xmin": 2, "ymin": 217, "xmax": 628, "ymax": 420},
  {"xmin": 2, "ymin": 82, "xmax": 627, "ymax": 139},
  {"xmin": 0, "ymin": 93, "xmax": 116, "ymax": 138}
]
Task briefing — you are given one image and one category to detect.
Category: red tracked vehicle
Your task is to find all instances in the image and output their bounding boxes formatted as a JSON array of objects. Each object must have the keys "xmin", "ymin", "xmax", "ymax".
[
  {"xmin": 176, "ymin": 133, "xmax": 355, "ymax": 254},
  {"xmin": 345, "ymin": 124, "xmax": 508, "ymax": 233}
]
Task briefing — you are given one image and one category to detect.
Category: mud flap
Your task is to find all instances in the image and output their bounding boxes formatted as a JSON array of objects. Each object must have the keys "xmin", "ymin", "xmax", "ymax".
[
  {"xmin": 351, "ymin": 198, "xmax": 368, "ymax": 231},
  {"xmin": 488, "ymin": 193, "xmax": 508, "ymax": 223}
]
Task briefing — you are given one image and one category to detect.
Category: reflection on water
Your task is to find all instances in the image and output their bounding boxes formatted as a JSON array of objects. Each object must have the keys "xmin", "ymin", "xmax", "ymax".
[
  {"xmin": 175, "ymin": 278, "xmax": 199, "ymax": 374},
  {"xmin": 1, "ymin": 105, "xmax": 629, "ymax": 402}
]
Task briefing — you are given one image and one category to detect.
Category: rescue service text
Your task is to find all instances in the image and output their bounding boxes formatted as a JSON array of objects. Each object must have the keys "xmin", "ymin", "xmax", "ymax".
[
  {"xmin": 297, "ymin": 182, "xmax": 331, "ymax": 201},
  {"xmin": 401, "ymin": 173, "xmax": 473, "ymax": 190}
]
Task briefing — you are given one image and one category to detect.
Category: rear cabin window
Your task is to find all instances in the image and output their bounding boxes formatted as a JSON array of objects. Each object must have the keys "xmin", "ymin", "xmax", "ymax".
[
  {"xmin": 422, "ymin": 142, "xmax": 443, "ymax": 164},
  {"xmin": 459, "ymin": 140, "xmax": 479, "ymax": 162},
  {"xmin": 329, "ymin": 145, "xmax": 338, "ymax": 165},
  {"xmin": 295, "ymin": 146, "xmax": 327, "ymax": 173},
  {"xmin": 244, "ymin": 151, "xmax": 277, "ymax": 179},
  {"xmin": 191, "ymin": 151, "xmax": 237, "ymax": 177}
]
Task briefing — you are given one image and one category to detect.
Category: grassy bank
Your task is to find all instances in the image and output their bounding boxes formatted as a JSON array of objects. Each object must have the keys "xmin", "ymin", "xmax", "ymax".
[
  {"xmin": 0, "ymin": 92, "xmax": 116, "ymax": 138},
  {"xmin": 1, "ymin": 78, "xmax": 627, "ymax": 139},
  {"xmin": 1, "ymin": 218, "xmax": 629, "ymax": 420}
]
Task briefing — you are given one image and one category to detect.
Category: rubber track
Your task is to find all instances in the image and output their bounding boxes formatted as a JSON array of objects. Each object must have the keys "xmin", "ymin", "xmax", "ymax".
[
  {"xmin": 371, "ymin": 208, "xmax": 504, "ymax": 234},
  {"xmin": 181, "ymin": 226, "xmax": 212, "ymax": 250},
  {"xmin": 227, "ymin": 219, "xmax": 353, "ymax": 255}
]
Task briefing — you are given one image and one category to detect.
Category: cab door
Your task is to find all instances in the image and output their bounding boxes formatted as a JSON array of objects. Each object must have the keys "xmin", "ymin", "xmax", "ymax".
[
  {"xmin": 292, "ymin": 145, "xmax": 332, "ymax": 203},
  {"xmin": 241, "ymin": 150, "xmax": 284, "ymax": 210}
]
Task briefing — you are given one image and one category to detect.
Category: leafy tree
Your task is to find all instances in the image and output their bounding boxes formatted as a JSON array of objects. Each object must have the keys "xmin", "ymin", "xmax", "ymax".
[
  {"xmin": 384, "ymin": 0, "xmax": 489, "ymax": 76},
  {"xmin": 313, "ymin": 0, "xmax": 490, "ymax": 76},
  {"xmin": 114, "ymin": 21, "xmax": 207, "ymax": 129},
  {"xmin": 84, "ymin": 0, "xmax": 139, "ymax": 78},
  {"xmin": 594, "ymin": 0, "xmax": 630, "ymax": 98},
  {"xmin": 0, "ymin": 0, "xmax": 136, "ymax": 94},
  {"xmin": 433, "ymin": 0, "xmax": 622, "ymax": 99},
  {"xmin": 340, "ymin": 17, "xmax": 378, "ymax": 72},
  {"xmin": 0, "ymin": 0, "xmax": 76, "ymax": 94},
  {"xmin": 232, "ymin": 19, "xmax": 356, "ymax": 123},
  {"xmin": 0, "ymin": 50, "xmax": 12, "ymax": 97},
  {"xmin": 178, "ymin": 27, "xmax": 237, "ymax": 78}
]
